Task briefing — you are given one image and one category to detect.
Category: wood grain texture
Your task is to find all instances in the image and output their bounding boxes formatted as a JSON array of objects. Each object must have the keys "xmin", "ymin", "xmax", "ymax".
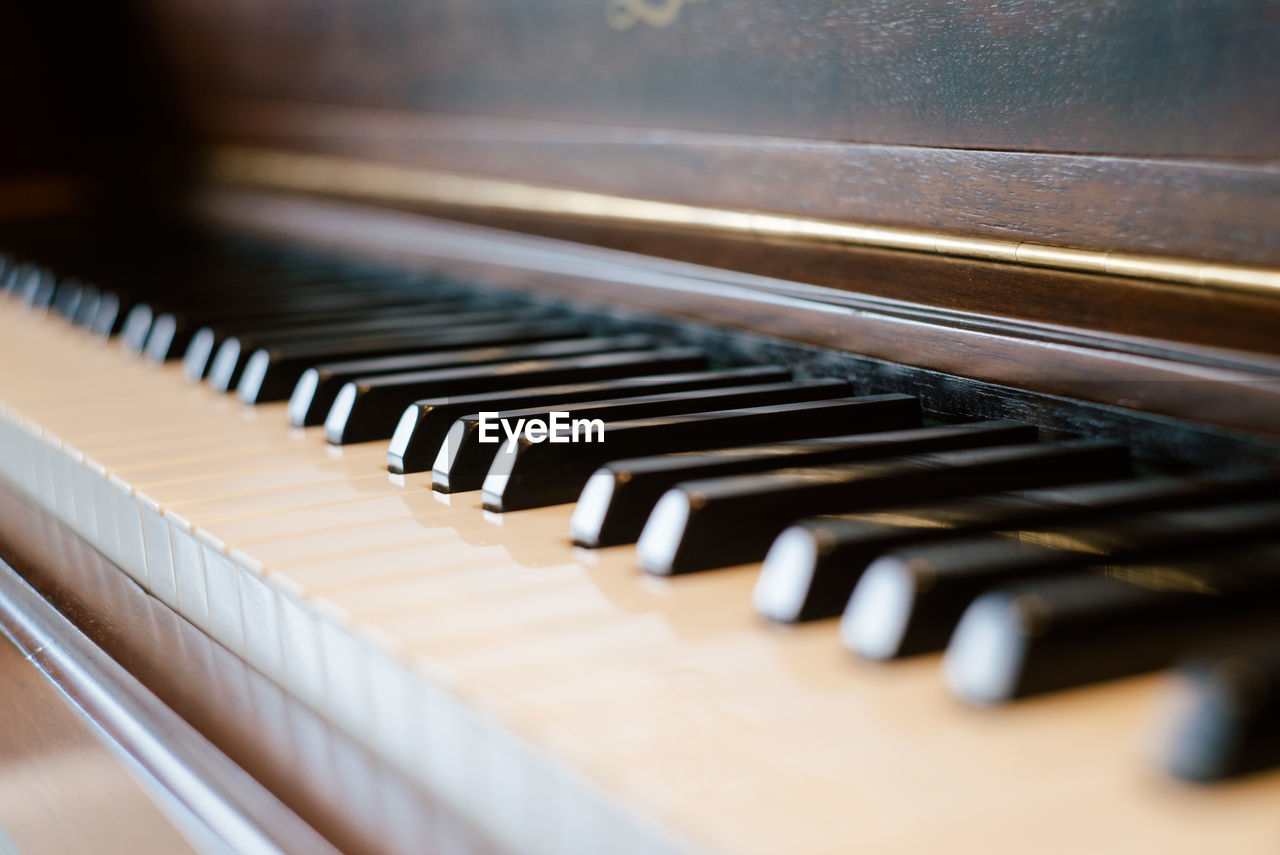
[
  {"xmin": 139, "ymin": 0, "xmax": 1280, "ymax": 159},
  {"xmin": 390, "ymin": 205, "xmax": 1280, "ymax": 357},
  {"xmin": 118, "ymin": 0, "xmax": 1280, "ymax": 275},
  {"xmin": 0, "ymin": 634, "xmax": 200, "ymax": 855},
  {"xmin": 198, "ymin": 102, "xmax": 1280, "ymax": 268},
  {"xmin": 193, "ymin": 188, "xmax": 1280, "ymax": 441}
]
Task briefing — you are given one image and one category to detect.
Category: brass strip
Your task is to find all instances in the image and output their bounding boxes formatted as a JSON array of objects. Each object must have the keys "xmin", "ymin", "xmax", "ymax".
[{"xmin": 207, "ymin": 146, "xmax": 1280, "ymax": 299}]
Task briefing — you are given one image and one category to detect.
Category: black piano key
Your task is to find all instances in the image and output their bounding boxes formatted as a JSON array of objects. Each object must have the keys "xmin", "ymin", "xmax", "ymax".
[
  {"xmin": 183, "ymin": 328, "xmax": 231, "ymax": 381},
  {"xmin": 635, "ymin": 441, "xmax": 1129, "ymax": 575},
  {"xmin": 5, "ymin": 263, "xmax": 36, "ymax": 298},
  {"xmin": 210, "ymin": 311, "xmax": 571, "ymax": 393},
  {"xmin": 119, "ymin": 303, "xmax": 158, "ymax": 354},
  {"xmin": 209, "ymin": 284, "xmax": 448, "ymax": 322},
  {"xmin": 183, "ymin": 298, "xmax": 474, "ymax": 381},
  {"xmin": 30, "ymin": 272, "xmax": 58, "ymax": 311},
  {"xmin": 843, "ymin": 501, "xmax": 1280, "ymax": 661},
  {"xmin": 941, "ymin": 545, "xmax": 1280, "ymax": 706},
  {"xmin": 18, "ymin": 268, "xmax": 57, "ymax": 310},
  {"xmin": 757, "ymin": 472, "xmax": 1278, "ymax": 624},
  {"xmin": 483, "ymin": 394, "xmax": 922, "ymax": 512},
  {"xmin": 9, "ymin": 264, "xmax": 37, "ymax": 302},
  {"xmin": 388, "ymin": 366, "xmax": 791, "ymax": 475},
  {"xmin": 147, "ymin": 276, "xmax": 401, "ymax": 312},
  {"xmin": 1159, "ymin": 636, "xmax": 1280, "ymax": 782},
  {"xmin": 235, "ymin": 319, "xmax": 589, "ymax": 403},
  {"xmin": 572, "ymin": 420, "xmax": 1037, "ymax": 549},
  {"xmin": 135, "ymin": 285, "xmax": 456, "ymax": 362},
  {"xmin": 289, "ymin": 333, "xmax": 659, "ymax": 428},
  {"xmin": 144, "ymin": 312, "xmax": 202, "ymax": 363},
  {"xmin": 131, "ymin": 270, "xmax": 419, "ymax": 319},
  {"xmin": 436, "ymin": 379, "xmax": 866, "ymax": 494},
  {"xmin": 70, "ymin": 284, "xmax": 102, "ymax": 327},
  {"xmin": 149, "ymin": 303, "xmax": 501, "ymax": 365},
  {"xmin": 325, "ymin": 347, "xmax": 716, "ymax": 445},
  {"xmin": 50, "ymin": 280, "xmax": 85, "ymax": 320},
  {"xmin": 88, "ymin": 290, "xmax": 130, "ymax": 337}
]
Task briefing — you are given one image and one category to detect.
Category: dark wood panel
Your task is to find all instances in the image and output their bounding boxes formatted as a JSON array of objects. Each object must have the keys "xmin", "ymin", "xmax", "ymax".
[
  {"xmin": 444, "ymin": 210, "xmax": 1280, "ymax": 357},
  {"xmin": 140, "ymin": 0, "xmax": 1280, "ymax": 159},
  {"xmin": 200, "ymin": 174, "xmax": 1280, "ymax": 357},
  {"xmin": 194, "ymin": 188, "xmax": 1280, "ymax": 439},
  {"xmin": 200, "ymin": 102, "xmax": 1280, "ymax": 268}
]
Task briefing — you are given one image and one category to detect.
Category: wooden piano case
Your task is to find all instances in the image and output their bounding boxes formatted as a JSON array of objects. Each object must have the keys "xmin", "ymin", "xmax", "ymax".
[{"xmin": 2, "ymin": 2, "xmax": 1279, "ymax": 854}]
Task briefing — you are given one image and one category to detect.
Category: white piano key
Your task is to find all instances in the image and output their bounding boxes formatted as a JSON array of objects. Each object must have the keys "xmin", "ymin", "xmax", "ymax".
[
  {"xmin": 153, "ymin": 509, "xmax": 212, "ymax": 631},
  {"xmin": 415, "ymin": 675, "xmax": 485, "ymax": 818},
  {"xmin": 179, "ymin": 523, "xmax": 244, "ymax": 652},
  {"xmin": 66, "ymin": 449, "xmax": 100, "ymax": 547},
  {"xmin": 86, "ymin": 460, "xmax": 123, "ymax": 566},
  {"xmin": 63, "ymin": 444, "xmax": 99, "ymax": 544},
  {"xmin": 539, "ymin": 757, "xmax": 614, "ymax": 855},
  {"xmin": 192, "ymin": 525, "xmax": 227, "ymax": 555},
  {"xmin": 476, "ymin": 711, "xmax": 536, "ymax": 853},
  {"xmin": 139, "ymin": 495, "xmax": 182, "ymax": 609},
  {"xmin": 109, "ymin": 474, "xmax": 151, "ymax": 588},
  {"xmin": 0, "ymin": 411, "xmax": 20, "ymax": 488},
  {"xmin": 21, "ymin": 422, "xmax": 44, "ymax": 500},
  {"xmin": 30, "ymin": 425, "xmax": 59, "ymax": 510},
  {"xmin": 49, "ymin": 441, "xmax": 82, "ymax": 534},
  {"xmin": 283, "ymin": 699, "xmax": 341, "ymax": 814},
  {"xmin": 275, "ymin": 584, "xmax": 330, "ymax": 712},
  {"xmin": 314, "ymin": 602, "xmax": 378, "ymax": 743},
  {"xmin": 243, "ymin": 665, "xmax": 296, "ymax": 767},
  {"xmin": 15, "ymin": 261, "xmax": 1280, "ymax": 855},
  {"xmin": 172, "ymin": 522, "xmax": 225, "ymax": 639},
  {"xmin": 363, "ymin": 630, "xmax": 422, "ymax": 773},
  {"xmin": 5, "ymin": 414, "xmax": 32, "ymax": 494},
  {"xmin": 520, "ymin": 745, "xmax": 572, "ymax": 855},
  {"xmin": 0, "ymin": 417, "xmax": 30, "ymax": 497},
  {"xmin": 328, "ymin": 721, "xmax": 391, "ymax": 836},
  {"xmin": 235, "ymin": 556, "xmax": 286, "ymax": 681}
]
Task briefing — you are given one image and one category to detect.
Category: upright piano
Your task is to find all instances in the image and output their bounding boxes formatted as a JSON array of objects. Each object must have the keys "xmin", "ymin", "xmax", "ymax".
[{"xmin": 2, "ymin": 2, "xmax": 1280, "ymax": 853}]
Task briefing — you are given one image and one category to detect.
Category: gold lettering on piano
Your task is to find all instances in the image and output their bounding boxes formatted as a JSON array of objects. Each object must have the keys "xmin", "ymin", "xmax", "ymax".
[{"xmin": 607, "ymin": 0, "xmax": 705, "ymax": 30}]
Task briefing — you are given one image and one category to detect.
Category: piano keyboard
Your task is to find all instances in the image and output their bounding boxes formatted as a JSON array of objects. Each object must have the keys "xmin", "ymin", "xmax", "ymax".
[{"xmin": 2, "ymin": 239, "xmax": 1280, "ymax": 854}]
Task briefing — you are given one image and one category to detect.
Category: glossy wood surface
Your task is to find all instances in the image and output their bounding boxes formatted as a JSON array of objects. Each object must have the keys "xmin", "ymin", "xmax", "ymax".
[
  {"xmin": 142, "ymin": 0, "xmax": 1280, "ymax": 159},
  {"xmin": 11, "ymin": 0, "xmax": 1280, "ymax": 359},
  {"xmin": 120, "ymin": 0, "xmax": 1280, "ymax": 277},
  {"xmin": 0, "ymin": 634, "xmax": 200, "ymax": 855},
  {"xmin": 196, "ymin": 190, "xmax": 1280, "ymax": 439},
  {"xmin": 3, "ymin": 297, "xmax": 1280, "ymax": 855},
  {"xmin": 199, "ymin": 101, "xmax": 1280, "ymax": 269}
]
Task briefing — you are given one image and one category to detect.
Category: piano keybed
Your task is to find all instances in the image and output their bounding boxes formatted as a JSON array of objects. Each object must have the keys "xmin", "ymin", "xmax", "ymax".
[{"xmin": 2, "ymin": 238, "xmax": 1280, "ymax": 855}]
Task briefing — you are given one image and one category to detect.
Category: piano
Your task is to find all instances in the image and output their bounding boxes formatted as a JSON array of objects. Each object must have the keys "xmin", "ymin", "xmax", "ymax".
[{"xmin": 2, "ymin": 1, "xmax": 1280, "ymax": 853}]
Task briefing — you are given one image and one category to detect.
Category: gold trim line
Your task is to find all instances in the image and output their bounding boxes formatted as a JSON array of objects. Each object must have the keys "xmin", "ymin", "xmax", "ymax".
[{"xmin": 207, "ymin": 146, "xmax": 1280, "ymax": 299}]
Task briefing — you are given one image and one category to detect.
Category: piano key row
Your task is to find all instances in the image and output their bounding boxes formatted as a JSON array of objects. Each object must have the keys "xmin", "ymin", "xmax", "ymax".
[
  {"xmin": 0, "ymin": 328, "xmax": 688, "ymax": 852},
  {"xmin": 4, "ymin": 241, "xmax": 1279, "ymax": 786}
]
